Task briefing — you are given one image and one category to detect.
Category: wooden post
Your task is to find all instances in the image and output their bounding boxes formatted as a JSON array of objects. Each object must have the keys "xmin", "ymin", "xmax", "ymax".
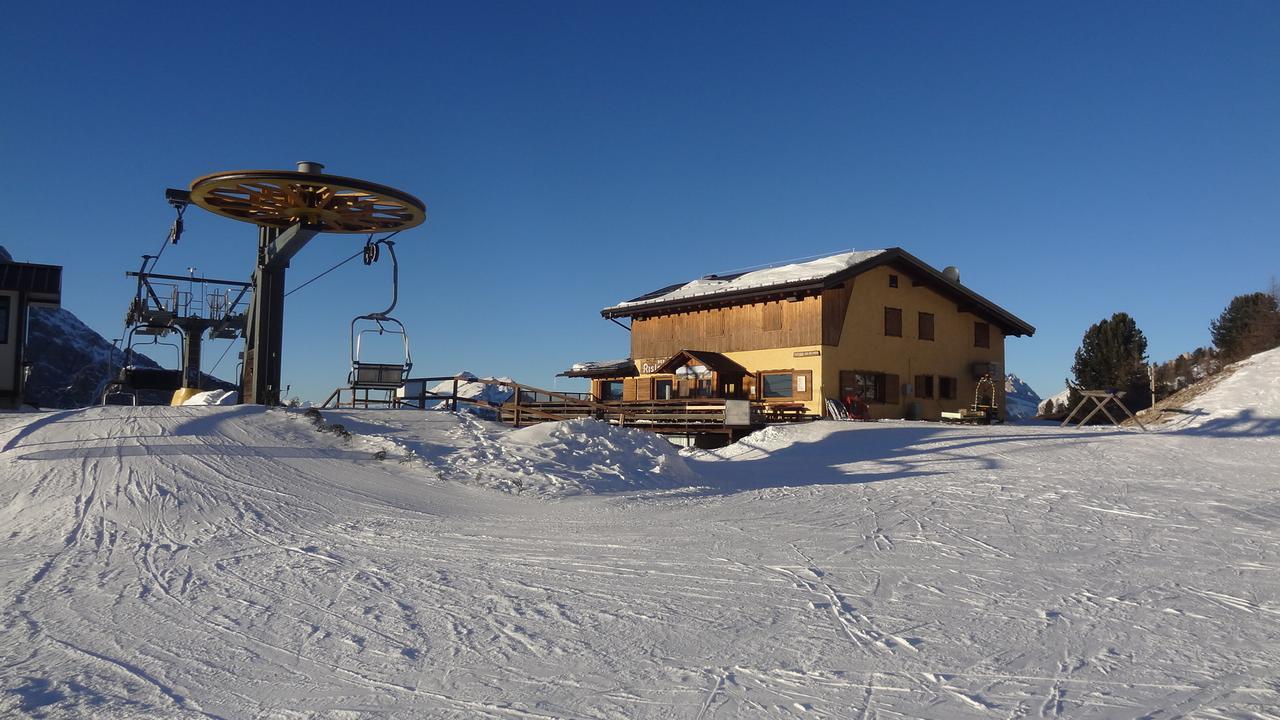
[{"xmin": 452, "ymin": 377, "xmax": 459, "ymax": 412}]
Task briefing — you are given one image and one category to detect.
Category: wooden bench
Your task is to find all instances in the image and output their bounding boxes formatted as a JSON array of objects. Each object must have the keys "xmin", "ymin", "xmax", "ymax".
[{"xmin": 764, "ymin": 403, "xmax": 808, "ymax": 422}]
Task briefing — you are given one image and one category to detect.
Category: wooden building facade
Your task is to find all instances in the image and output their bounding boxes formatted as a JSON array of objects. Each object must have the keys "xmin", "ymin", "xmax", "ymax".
[{"xmin": 567, "ymin": 248, "xmax": 1034, "ymax": 421}]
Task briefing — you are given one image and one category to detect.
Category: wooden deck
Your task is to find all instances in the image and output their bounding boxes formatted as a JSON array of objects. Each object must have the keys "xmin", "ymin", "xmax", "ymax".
[{"xmin": 385, "ymin": 375, "xmax": 816, "ymax": 440}]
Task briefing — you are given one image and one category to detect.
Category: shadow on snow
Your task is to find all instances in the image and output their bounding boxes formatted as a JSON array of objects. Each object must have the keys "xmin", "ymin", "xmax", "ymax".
[{"xmin": 681, "ymin": 423, "xmax": 1124, "ymax": 497}]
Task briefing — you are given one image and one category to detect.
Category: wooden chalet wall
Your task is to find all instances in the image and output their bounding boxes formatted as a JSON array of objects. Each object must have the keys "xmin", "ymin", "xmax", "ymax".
[{"xmin": 631, "ymin": 294, "xmax": 822, "ymax": 363}]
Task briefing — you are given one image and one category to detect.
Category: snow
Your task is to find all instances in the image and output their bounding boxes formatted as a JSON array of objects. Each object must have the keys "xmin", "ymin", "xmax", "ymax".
[
  {"xmin": 180, "ymin": 389, "xmax": 239, "ymax": 406},
  {"xmin": 567, "ymin": 358, "xmax": 632, "ymax": 374},
  {"xmin": 610, "ymin": 249, "xmax": 885, "ymax": 309},
  {"xmin": 1159, "ymin": 345, "xmax": 1280, "ymax": 432},
  {"xmin": 2, "ymin": 352, "xmax": 1280, "ymax": 717},
  {"xmin": 1040, "ymin": 387, "xmax": 1071, "ymax": 415},
  {"xmin": 397, "ymin": 372, "xmax": 515, "ymax": 408}
]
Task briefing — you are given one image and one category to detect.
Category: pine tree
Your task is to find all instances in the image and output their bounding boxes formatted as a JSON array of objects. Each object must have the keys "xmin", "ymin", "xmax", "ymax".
[
  {"xmin": 1070, "ymin": 312, "xmax": 1151, "ymax": 414},
  {"xmin": 1210, "ymin": 292, "xmax": 1280, "ymax": 362}
]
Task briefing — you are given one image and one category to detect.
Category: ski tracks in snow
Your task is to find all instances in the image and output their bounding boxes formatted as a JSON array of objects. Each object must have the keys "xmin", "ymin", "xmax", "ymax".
[{"xmin": 2, "ymin": 408, "xmax": 1280, "ymax": 717}]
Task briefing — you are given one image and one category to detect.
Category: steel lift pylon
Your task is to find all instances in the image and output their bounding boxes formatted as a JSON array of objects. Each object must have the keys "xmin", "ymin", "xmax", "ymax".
[{"xmin": 180, "ymin": 161, "xmax": 426, "ymax": 405}]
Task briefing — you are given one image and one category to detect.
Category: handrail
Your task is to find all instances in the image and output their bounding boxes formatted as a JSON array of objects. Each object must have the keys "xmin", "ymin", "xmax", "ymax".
[{"xmin": 330, "ymin": 374, "xmax": 812, "ymax": 432}]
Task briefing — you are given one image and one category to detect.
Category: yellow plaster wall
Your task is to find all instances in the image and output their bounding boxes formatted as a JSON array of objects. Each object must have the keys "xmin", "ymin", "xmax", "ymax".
[{"xmin": 821, "ymin": 266, "xmax": 1006, "ymax": 420}]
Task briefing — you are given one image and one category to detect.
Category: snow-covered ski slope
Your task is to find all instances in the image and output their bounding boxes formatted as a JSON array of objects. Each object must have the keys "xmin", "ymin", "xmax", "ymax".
[{"xmin": 2, "ymin": 351, "xmax": 1279, "ymax": 718}]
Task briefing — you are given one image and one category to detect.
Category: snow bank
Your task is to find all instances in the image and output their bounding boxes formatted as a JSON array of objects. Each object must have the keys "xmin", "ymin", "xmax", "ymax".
[
  {"xmin": 1170, "ymin": 345, "xmax": 1280, "ymax": 431},
  {"xmin": 180, "ymin": 389, "xmax": 239, "ymax": 406},
  {"xmin": 486, "ymin": 418, "xmax": 699, "ymax": 495}
]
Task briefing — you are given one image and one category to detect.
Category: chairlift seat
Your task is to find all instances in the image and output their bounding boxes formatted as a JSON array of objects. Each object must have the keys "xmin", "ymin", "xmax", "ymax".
[
  {"xmin": 350, "ymin": 362, "xmax": 410, "ymax": 390},
  {"xmin": 119, "ymin": 367, "xmax": 184, "ymax": 392}
]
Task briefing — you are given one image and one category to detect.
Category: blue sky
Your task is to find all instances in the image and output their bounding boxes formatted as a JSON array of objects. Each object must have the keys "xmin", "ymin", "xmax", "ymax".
[{"xmin": 3, "ymin": 2, "xmax": 1277, "ymax": 401}]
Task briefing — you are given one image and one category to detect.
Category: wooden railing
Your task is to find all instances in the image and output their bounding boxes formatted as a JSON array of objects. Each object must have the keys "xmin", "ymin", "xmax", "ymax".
[{"xmin": 332, "ymin": 374, "xmax": 817, "ymax": 435}]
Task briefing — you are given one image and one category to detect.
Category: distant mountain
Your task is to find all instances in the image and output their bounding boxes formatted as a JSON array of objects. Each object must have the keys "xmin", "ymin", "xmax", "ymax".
[
  {"xmin": 1004, "ymin": 374, "xmax": 1042, "ymax": 421},
  {"xmin": 24, "ymin": 306, "xmax": 235, "ymax": 409},
  {"xmin": 25, "ymin": 306, "xmax": 159, "ymax": 408},
  {"xmin": 1039, "ymin": 388, "xmax": 1071, "ymax": 417}
]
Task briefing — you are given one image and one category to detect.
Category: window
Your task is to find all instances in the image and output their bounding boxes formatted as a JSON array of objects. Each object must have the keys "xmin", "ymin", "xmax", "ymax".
[
  {"xmin": 888, "ymin": 274, "xmax": 898, "ymax": 288},
  {"xmin": 841, "ymin": 370, "xmax": 883, "ymax": 402},
  {"xmin": 761, "ymin": 373, "xmax": 793, "ymax": 398},
  {"xmin": 653, "ymin": 378, "xmax": 673, "ymax": 400},
  {"xmin": 918, "ymin": 312, "xmax": 934, "ymax": 341},
  {"xmin": 855, "ymin": 373, "xmax": 882, "ymax": 401},
  {"xmin": 914, "ymin": 374, "xmax": 934, "ymax": 398},
  {"xmin": 940, "ymin": 376, "xmax": 957, "ymax": 400},
  {"xmin": 762, "ymin": 302, "xmax": 782, "ymax": 331},
  {"xmin": 884, "ymin": 307, "xmax": 903, "ymax": 337},
  {"xmin": 758, "ymin": 370, "xmax": 814, "ymax": 401},
  {"xmin": 0, "ymin": 295, "xmax": 9, "ymax": 344},
  {"xmin": 600, "ymin": 380, "xmax": 624, "ymax": 401},
  {"xmin": 974, "ymin": 321, "xmax": 990, "ymax": 348}
]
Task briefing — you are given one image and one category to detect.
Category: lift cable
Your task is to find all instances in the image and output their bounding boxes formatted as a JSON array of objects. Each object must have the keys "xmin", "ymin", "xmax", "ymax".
[
  {"xmin": 145, "ymin": 201, "xmax": 188, "ymax": 274},
  {"xmin": 283, "ymin": 248, "xmax": 364, "ymax": 298},
  {"xmin": 283, "ymin": 230, "xmax": 402, "ymax": 298},
  {"xmin": 208, "ymin": 337, "xmax": 237, "ymax": 376}
]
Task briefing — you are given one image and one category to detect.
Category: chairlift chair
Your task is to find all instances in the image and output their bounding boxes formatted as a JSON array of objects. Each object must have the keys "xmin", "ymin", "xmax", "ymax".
[
  {"xmin": 102, "ymin": 325, "xmax": 186, "ymax": 404},
  {"xmin": 349, "ymin": 316, "xmax": 413, "ymax": 389},
  {"xmin": 347, "ymin": 238, "xmax": 412, "ymax": 394}
]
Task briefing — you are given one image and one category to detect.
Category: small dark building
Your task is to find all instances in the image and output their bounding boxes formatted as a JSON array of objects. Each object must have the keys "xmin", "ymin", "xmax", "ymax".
[{"xmin": 0, "ymin": 249, "xmax": 63, "ymax": 408}]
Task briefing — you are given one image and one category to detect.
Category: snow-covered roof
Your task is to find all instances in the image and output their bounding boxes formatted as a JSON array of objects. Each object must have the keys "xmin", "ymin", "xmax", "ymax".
[
  {"xmin": 601, "ymin": 247, "xmax": 1036, "ymax": 337},
  {"xmin": 559, "ymin": 358, "xmax": 638, "ymax": 378},
  {"xmin": 605, "ymin": 250, "xmax": 886, "ymax": 314}
]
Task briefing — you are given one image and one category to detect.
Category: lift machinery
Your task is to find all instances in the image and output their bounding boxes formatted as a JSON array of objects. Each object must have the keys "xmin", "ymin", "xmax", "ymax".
[{"xmin": 179, "ymin": 162, "xmax": 426, "ymax": 405}]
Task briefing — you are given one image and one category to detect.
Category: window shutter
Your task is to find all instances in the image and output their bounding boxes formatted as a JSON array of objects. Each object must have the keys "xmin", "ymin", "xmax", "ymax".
[
  {"xmin": 885, "ymin": 307, "xmax": 902, "ymax": 337},
  {"xmin": 913, "ymin": 374, "xmax": 928, "ymax": 398},
  {"xmin": 623, "ymin": 378, "xmax": 638, "ymax": 402},
  {"xmin": 975, "ymin": 322, "xmax": 990, "ymax": 348},
  {"xmin": 918, "ymin": 312, "xmax": 934, "ymax": 341},
  {"xmin": 885, "ymin": 374, "xmax": 900, "ymax": 404}
]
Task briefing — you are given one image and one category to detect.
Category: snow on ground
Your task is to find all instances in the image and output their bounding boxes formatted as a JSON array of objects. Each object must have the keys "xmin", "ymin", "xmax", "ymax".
[
  {"xmin": 1, "ymin": 370, "xmax": 1279, "ymax": 717},
  {"xmin": 1155, "ymin": 345, "xmax": 1280, "ymax": 434}
]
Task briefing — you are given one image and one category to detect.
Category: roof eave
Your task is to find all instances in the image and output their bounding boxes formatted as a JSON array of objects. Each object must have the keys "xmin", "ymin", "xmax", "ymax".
[
  {"xmin": 598, "ymin": 246, "xmax": 1036, "ymax": 337},
  {"xmin": 600, "ymin": 278, "xmax": 827, "ymax": 319}
]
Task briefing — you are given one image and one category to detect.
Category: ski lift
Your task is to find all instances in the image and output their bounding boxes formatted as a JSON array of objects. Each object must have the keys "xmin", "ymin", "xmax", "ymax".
[
  {"xmin": 348, "ymin": 238, "xmax": 412, "ymax": 391},
  {"xmin": 102, "ymin": 324, "xmax": 186, "ymax": 405}
]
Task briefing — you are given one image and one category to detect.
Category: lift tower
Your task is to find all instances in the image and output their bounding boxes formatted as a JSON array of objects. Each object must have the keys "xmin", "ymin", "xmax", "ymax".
[{"xmin": 184, "ymin": 162, "xmax": 425, "ymax": 405}]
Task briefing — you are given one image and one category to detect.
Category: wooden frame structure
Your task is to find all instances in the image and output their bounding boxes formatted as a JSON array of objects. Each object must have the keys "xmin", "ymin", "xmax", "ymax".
[{"xmin": 1060, "ymin": 390, "xmax": 1147, "ymax": 431}]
